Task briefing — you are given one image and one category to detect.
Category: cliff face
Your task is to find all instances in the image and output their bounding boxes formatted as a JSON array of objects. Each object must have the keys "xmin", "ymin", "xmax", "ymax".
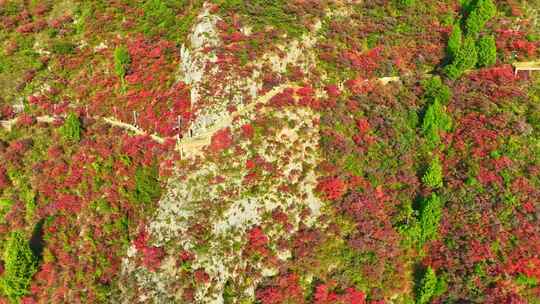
[{"xmin": 1, "ymin": 1, "xmax": 540, "ymax": 303}]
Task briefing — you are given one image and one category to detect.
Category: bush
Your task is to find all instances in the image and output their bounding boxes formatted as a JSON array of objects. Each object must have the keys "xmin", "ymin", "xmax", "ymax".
[
  {"xmin": 422, "ymin": 157, "xmax": 443, "ymax": 188},
  {"xmin": 114, "ymin": 45, "xmax": 131, "ymax": 80},
  {"xmin": 476, "ymin": 34, "xmax": 497, "ymax": 67},
  {"xmin": 447, "ymin": 24, "xmax": 462, "ymax": 60},
  {"xmin": 416, "ymin": 267, "xmax": 437, "ymax": 304},
  {"xmin": 444, "ymin": 35, "xmax": 477, "ymax": 79},
  {"xmin": 419, "ymin": 193, "xmax": 443, "ymax": 243},
  {"xmin": 59, "ymin": 113, "xmax": 81, "ymax": 142},
  {"xmin": 1, "ymin": 231, "xmax": 38, "ymax": 302},
  {"xmin": 465, "ymin": 0, "xmax": 496, "ymax": 36}
]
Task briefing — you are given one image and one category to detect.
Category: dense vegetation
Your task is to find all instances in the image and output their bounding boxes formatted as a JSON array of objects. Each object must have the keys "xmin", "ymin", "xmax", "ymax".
[{"xmin": 0, "ymin": 0, "xmax": 539, "ymax": 303}]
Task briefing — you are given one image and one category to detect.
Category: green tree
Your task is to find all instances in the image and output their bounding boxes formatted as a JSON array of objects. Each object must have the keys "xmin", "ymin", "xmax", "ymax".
[
  {"xmin": 1, "ymin": 231, "xmax": 38, "ymax": 302},
  {"xmin": 476, "ymin": 34, "xmax": 497, "ymax": 67},
  {"xmin": 447, "ymin": 24, "xmax": 462, "ymax": 60},
  {"xmin": 417, "ymin": 267, "xmax": 437, "ymax": 304},
  {"xmin": 422, "ymin": 100, "xmax": 452, "ymax": 148},
  {"xmin": 444, "ymin": 35, "xmax": 478, "ymax": 79},
  {"xmin": 419, "ymin": 193, "xmax": 443, "ymax": 243},
  {"xmin": 59, "ymin": 113, "xmax": 81, "ymax": 142},
  {"xmin": 423, "ymin": 157, "xmax": 444, "ymax": 188},
  {"xmin": 114, "ymin": 45, "xmax": 131, "ymax": 80},
  {"xmin": 422, "ymin": 76, "xmax": 452, "ymax": 104},
  {"xmin": 460, "ymin": 0, "xmax": 476, "ymax": 13},
  {"xmin": 465, "ymin": 0, "xmax": 497, "ymax": 36}
]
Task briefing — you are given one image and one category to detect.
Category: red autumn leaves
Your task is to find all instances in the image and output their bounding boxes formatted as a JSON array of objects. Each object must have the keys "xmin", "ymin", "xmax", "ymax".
[
  {"xmin": 209, "ymin": 128, "xmax": 233, "ymax": 153},
  {"xmin": 256, "ymin": 275, "xmax": 367, "ymax": 304},
  {"xmin": 247, "ymin": 226, "xmax": 269, "ymax": 256},
  {"xmin": 134, "ymin": 229, "xmax": 165, "ymax": 272},
  {"xmin": 316, "ymin": 177, "xmax": 347, "ymax": 201}
]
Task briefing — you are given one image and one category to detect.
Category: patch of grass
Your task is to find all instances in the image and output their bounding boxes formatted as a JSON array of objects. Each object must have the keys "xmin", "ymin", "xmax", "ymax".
[
  {"xmin": 60, "ymin": 113, "xmax": 82, "ymax": 142},
  {"xmin": 51, "ymin": 41, "xmax": 77, "ymax": 55},
  {"xmin": 137, "ymin": 0, "xmax": 202, "ymax": 42},
  {"xmin": 215, "ymin": 0, "xmax": 306, "ymax": 38},
  {"xmin": 134, "ymin": 164, "xmax": 161, "ymax": 204}
]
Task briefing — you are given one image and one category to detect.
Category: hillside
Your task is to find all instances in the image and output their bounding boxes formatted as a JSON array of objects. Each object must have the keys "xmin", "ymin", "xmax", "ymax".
[{"xmin": 1, "ymin": 1, "xmax": 540, "ymax": 303}]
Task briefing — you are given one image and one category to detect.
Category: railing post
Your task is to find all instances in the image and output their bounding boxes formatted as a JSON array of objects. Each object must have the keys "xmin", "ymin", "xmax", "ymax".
[{"xmin": 133, "ymin": 111, "xmax": 138, "ymax": 127}]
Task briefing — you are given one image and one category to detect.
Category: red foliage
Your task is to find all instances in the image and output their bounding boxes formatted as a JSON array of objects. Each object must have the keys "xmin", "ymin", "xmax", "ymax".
[
  {"xmin": 343, "ymin": 46, "xmax": 383, "ymax": 76},
  {"xmin": 194, "ymin": 269, "xmax": 210, "ymax": 283},
  {"xmin": 0, "ymin": 105, "xmax": 15, "ymax": 120},
  {"xmin": 134, "ymin": 229, "xmax": 165, "ymax": 271},
  {"xmin": 316, "ymin": 176, "xmax": 347, "ymax": 201},
  {"xmin": 296, "ymin": 86, "xmax": 314, "ymax": 97},
  {"xmin": 469, "ymin": 65, "xmax": 517, "ymax": 84},
  {"xmin": 246, "ymin": 159, "xmax": 257, "ymax": 170},
  {"xmin": 511, "ymin": 40, "xmax": 537, "ymax": 57},
  {"xmin": 495, "ymin": 29, "xmax": 538, "ymax": 59},
  {"xmin": 241, "ymin": 123, "xmax": 254, "ymax": 139},
  {"xmin": 247, "ymin": 226, "xmax": 269, "ymax": 256},
  {"xmin": 356, "ymin": 118, "xmax": 371, "ymax": 134},
  {"xmin": 20, "ymin": 297, "xmax": 36, "ymax": 304},
  {"xmin": 178, "ymin": 250, "xmax": 194, "ymax": 263},
  {"xmin": 141, "ymin": 246, "xmax": 165, "ymax": 271},
  {"xmin": 314, "ymin": 284, "xmax": 366, "ymax": 304},
  {"xmin": 346, "ymin": 78, "xmax": 377, "ymax": 95},
  {"xmin": 17, "ymin": 114, "xmax": 36, "ymax": 127},
  {"xmin": 325, "ymin": 84, "xmax": 341, "ymax": 97},
  {"xmin": 78, "ymin": 35, "xmax": 191, "ymax": 137},
  {"xmin": 134, "ymin": 229, "xmax": 149, "ymax": 251},
  {"xmin": 295, "ymin": 86, "xmax": 321, "ymax": 109},
  {"xmin": 54, "ymin": 193, "xmax": 82, "ymax": 214},
  {"xmin": 291, "ymin": 228, "xmax": 321, "ymax": 259},
  {"xmin": 506, "ymin": 253, "xmax": 540, "ymax": 281},
  {"xmin": 0, "ymin": 167, "xmax": 8, "ymax": 190},
  {"xmin": 209, "ymin": 128, "xmax": 233, "ymax": 153},
  {"xmin": 256, "ymin": 273, "xmax": 305, "ymax": 304},
  {"xmin": 477, "ymin": 167, "xmax": 503, "ymax": 187},
  {"xmin": 269, "ymin": 88, "xmax": 296, "ymax": 107}
]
